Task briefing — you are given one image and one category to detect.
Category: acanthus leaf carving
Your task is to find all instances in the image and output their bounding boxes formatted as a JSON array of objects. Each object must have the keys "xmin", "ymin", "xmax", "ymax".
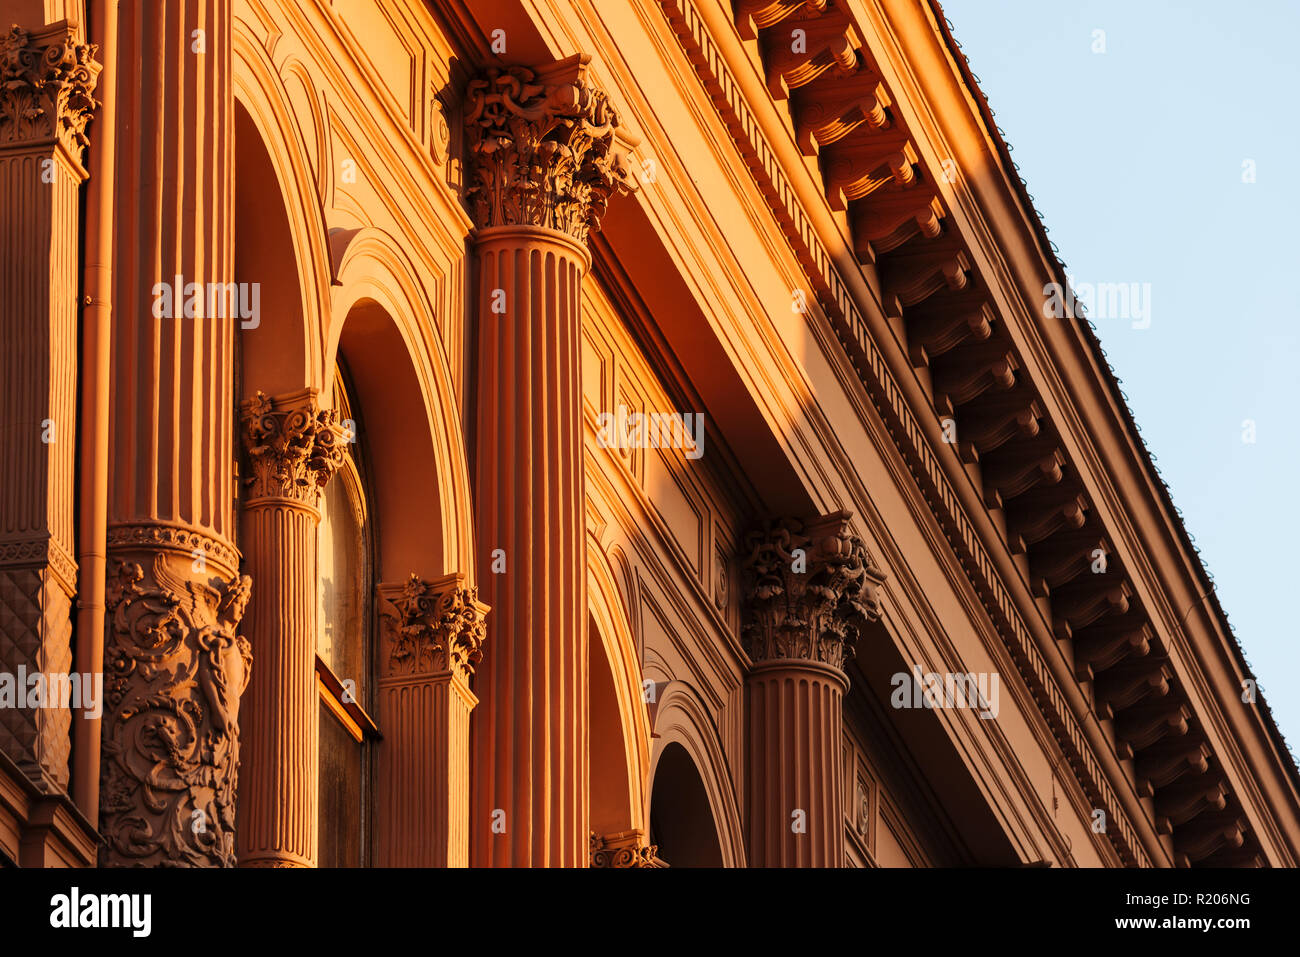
[
  {"xmin": 0, "ymin": 22, "xmax": 100, "ymax": 154},
  {"xmin": 464, "ymin": 57, "xmax": 638, "ymax": 244},
  {"xmin": 741, "ymin": 510, "xmax": 885, "ymax": 671},
  {"xmin": 240, "ymin": 390, "xmax": 347, "ymax": 507},
  {"xmin": 379, "ymin": 574, "xmax": 488, "ymax": 679}
]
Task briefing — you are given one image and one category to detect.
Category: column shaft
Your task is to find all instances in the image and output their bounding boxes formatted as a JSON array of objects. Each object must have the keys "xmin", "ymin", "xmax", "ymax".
[
  {"xmin": 471, "ymin": 229, "xmax": 589, "ymax": 867},
  {"xmin": 99, "ymin": 0, "xmax": 245, "ymax": 867},
  {"xmin": 746, "ymin": 661, "xmax": 847, "ymax": 866},
  {"xmin": 237, "ymin": 390, "xmax": 344, "ymax": 867}
]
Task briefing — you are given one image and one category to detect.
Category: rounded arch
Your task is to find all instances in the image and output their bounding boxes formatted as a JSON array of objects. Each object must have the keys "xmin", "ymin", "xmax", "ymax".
[
  {"xmin": 650, "ymin": 681, "xmax": 746, "ymax": 867},
  {"xmin": 232, "ymin": 20, "xmax": 333, "ymax": 395},
  {"xmin": 650, "ymin": 742, "xmax": 724, "ymax": 867},
  {"xmin": 327, "ymin": 228, "xmax": 473, "ymax": 580},
  {"xmin": 587, "ymin": 539, "xmax": 652, "ymax": 837}
]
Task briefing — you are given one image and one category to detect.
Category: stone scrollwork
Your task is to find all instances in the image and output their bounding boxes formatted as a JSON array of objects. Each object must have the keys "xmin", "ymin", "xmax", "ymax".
[
  {"xmin": 379, "ymin": 574, "xmax": 489, "ymax": 679},
  {"xmin": 100, "ymin": 554, "xmax": 253, "ymax": 867},
  {"xmin": 464, "ymin": 55, "xmax": 639, "ymax": 244},
  {"xmin": 240, "ymin": 389, "xmax": 347, "ymax": 507},
  {"xmin": 741, "ymin": 510, "xmax": 885, "ymax": 671},
  {"xmin": 0, "ymin": 22, "xmax": 101, "ymax": 153},
  {"xmin": 590, "ymin": 829, "xmax": 667, "ymax": 868}
]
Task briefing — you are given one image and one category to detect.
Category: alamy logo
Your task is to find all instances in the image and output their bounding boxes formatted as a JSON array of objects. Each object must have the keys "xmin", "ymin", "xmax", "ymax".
[
  {"xmin": 0, "ymin": 667, "xmax": 102, "ymax": 719},
  {"xmin": 595, "ymin": 404, "xmax": 705, "ymax": 460},
  {"xmin": 152, "ymin": 275, "xmax": 260, "ymax": 328},
  {"xmin": 49, "ymin": 887, "xmax": 151, "ymax": 937},
  {"xmin": 890, "ymin": 666, "xmax": 999, "ymax": 719},
  {"xmin": 1042, "ymin": 277, "xmax": 1151, "ymax": 329}
]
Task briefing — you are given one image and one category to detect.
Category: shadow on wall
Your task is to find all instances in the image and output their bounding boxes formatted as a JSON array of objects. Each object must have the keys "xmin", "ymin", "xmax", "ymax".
[{"xmin": 649, "ymin": 742, "xmax": 723, "ymax": 867}]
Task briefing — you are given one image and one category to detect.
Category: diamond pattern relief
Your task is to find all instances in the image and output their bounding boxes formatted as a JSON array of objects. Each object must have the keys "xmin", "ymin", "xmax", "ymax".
[{"xmin": 0, "ymin": 566, "xmax": 73, "ymax": 790}]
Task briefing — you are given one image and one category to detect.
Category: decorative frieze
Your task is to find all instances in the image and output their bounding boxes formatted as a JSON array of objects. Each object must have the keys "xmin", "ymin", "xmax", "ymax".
[
  {"xmin": 0, "ymin": 22, "xmax": 100, "ymax": 155},
  {"xmin": 99, "ymin": 554, "xmax": 252, "ymax": 867},
  {"xmin": 741, "ymin": 510, "xmax": 884, "ymax": 671},
  {"xmin": 106, "ymin": 523, "xmax": 241, "ymax": 580},
  {"xmin": 240, "ymin": 390, "xmax": 347, "ymax": 509},
  {"xmin": 464, "ymin": 55, "xmax": 637, "ymax": 243},
  {"xmin": 378, "ymin": 574, "xmax": 488, "ymax": 680}
]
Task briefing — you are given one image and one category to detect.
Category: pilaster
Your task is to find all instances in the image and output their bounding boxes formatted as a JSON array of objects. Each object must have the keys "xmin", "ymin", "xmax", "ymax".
[{"xmin": 0, "ymin": 21, "xmax": 99, "ymax": 793}]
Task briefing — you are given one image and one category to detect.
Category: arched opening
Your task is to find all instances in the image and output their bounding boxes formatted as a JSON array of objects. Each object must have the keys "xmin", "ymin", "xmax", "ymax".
[
  {"xmin": 649, "ymin": 742, "xmax": 724, "ymax": 867},
  {"xmin": 233, "ymin": 101, "xmax": 313, "ymax": 398},
  {"xmin": 589, "ymin": 614, "xmax": 632, "ymax": 837},
  {"xmin": 329, "ymin": 299, "xmax": 446, "ymax": 580}
]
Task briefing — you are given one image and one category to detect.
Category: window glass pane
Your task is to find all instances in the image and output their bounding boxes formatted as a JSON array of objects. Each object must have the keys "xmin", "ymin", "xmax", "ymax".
[
  {"xmin": 317, "ymin": 473, "xmax": 366, "ymax": 702},
  {"xmin": 318, "ymin": 702, "xmax": 362, "ymax": 868}
]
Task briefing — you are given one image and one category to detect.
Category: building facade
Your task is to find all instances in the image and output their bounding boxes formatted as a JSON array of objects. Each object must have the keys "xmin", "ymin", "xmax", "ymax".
[{"xmin": 2, "ymin": 0, "xmax": 1298, "ymax": 868}]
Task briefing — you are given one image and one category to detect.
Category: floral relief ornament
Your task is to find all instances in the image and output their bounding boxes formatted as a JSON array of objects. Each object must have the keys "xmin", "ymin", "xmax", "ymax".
[
  {"xmin": 464, "ymin": 60, "xmax": 639, "ymax": 244},
  {"xmin": 0, "ymin": 24, "xmax": 101, "ymax": 152},
  {"xmin": 241, "ymin": 391, "xmax": 347, "ymax": 504},
  {"xmin": 383, "ymin": 574, "xmax": 487, "ymax": 677},
  {"xmin": 741, "ymin": 513, "xmax": 885, "ymax": 670},
  {"xmin": 100, "ymin": 555, "xmax": 253, "ymax": 867}
]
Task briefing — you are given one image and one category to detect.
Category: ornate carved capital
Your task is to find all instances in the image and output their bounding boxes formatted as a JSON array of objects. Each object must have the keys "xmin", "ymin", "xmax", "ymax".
[
  {"xmin": 100, "ymin": 553, "xmax": 253, "ymax": 867},
  {"xmin": 465, "ymin": 54, "xmax": 638, "ymax": 244},
  {"xmin": 741, "ymin": 510, "xmax": 885, "ymax": 671},
  {"xmin": 590, "ymin": 829, "xmax": 667, "ymax": 868},
  {"xmin": 0, "ymin": 22, "xmax": 100, "ymax": 154},
  {"xmin": 378, "ymin": 573, "xmax": 488, "ymax": 679},
  {"xmin": 240, "ymin": 389, "xmax": 347, "ymax": 508}
]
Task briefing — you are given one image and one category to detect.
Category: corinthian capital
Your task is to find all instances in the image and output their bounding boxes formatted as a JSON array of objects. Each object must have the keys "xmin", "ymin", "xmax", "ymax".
[
  {"xmin": 378, "ymin": 573, "xmax": 489, "ymax": 680},
  {"xmin": 465, "ymin": 54, "xmax": 638, "ymax": 244},
  {"xmin": 240, "ymin": 389, "xmax": 347, "ymax": 507},
  {"xmin": 0, "ymin": 22, "xmax": 100, "ymax": 154},
  {"xmin": 741, "ymin": 510, "xmax": 885, "ymax": 671}
]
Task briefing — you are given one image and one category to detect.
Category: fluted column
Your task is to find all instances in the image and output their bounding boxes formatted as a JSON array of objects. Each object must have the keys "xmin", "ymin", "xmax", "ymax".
[
  {"xmin": 742, "ymin": 511, "xmax": 886, "ymax": 867},
  {"xmin": 0, "ymin": 22, "xmax": 99, "ymax": 793},
  {"xmin": 237, "ymin": 390, "xmax": 345, "ymax": 867},
  {"xmin": 375, "ymin": 574, "xmax": 487, "ymax": 867},
  {"xmin": 99, "ymin": 0, "xmax": 247, "ymax": 867},
  {"xmin": 465, "ymin": 56, "xmax": 636, "ymax": 867}
]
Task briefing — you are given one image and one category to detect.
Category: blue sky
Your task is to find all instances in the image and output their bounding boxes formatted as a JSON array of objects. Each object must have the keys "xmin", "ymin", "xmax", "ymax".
[{"xmin": 938, "ymin": 0, "xmax": 1300, "ymax": 753}]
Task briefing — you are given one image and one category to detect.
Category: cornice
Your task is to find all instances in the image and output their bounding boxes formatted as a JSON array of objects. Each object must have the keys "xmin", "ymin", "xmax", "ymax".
[
  {"xmin": 654, "ymin": 0, "xmax": 1299, "ymax": 867},
  {"xmin": 569, "ymin": 0, "xmax": 1106, "ymax": 863},
  {"xmin": 880, "ymin": 0, "xmax": 1300, "ymax": 863},
  {"xmin": 656, "ymin": 0, "xmax": 1156, "ymax": 866}
]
